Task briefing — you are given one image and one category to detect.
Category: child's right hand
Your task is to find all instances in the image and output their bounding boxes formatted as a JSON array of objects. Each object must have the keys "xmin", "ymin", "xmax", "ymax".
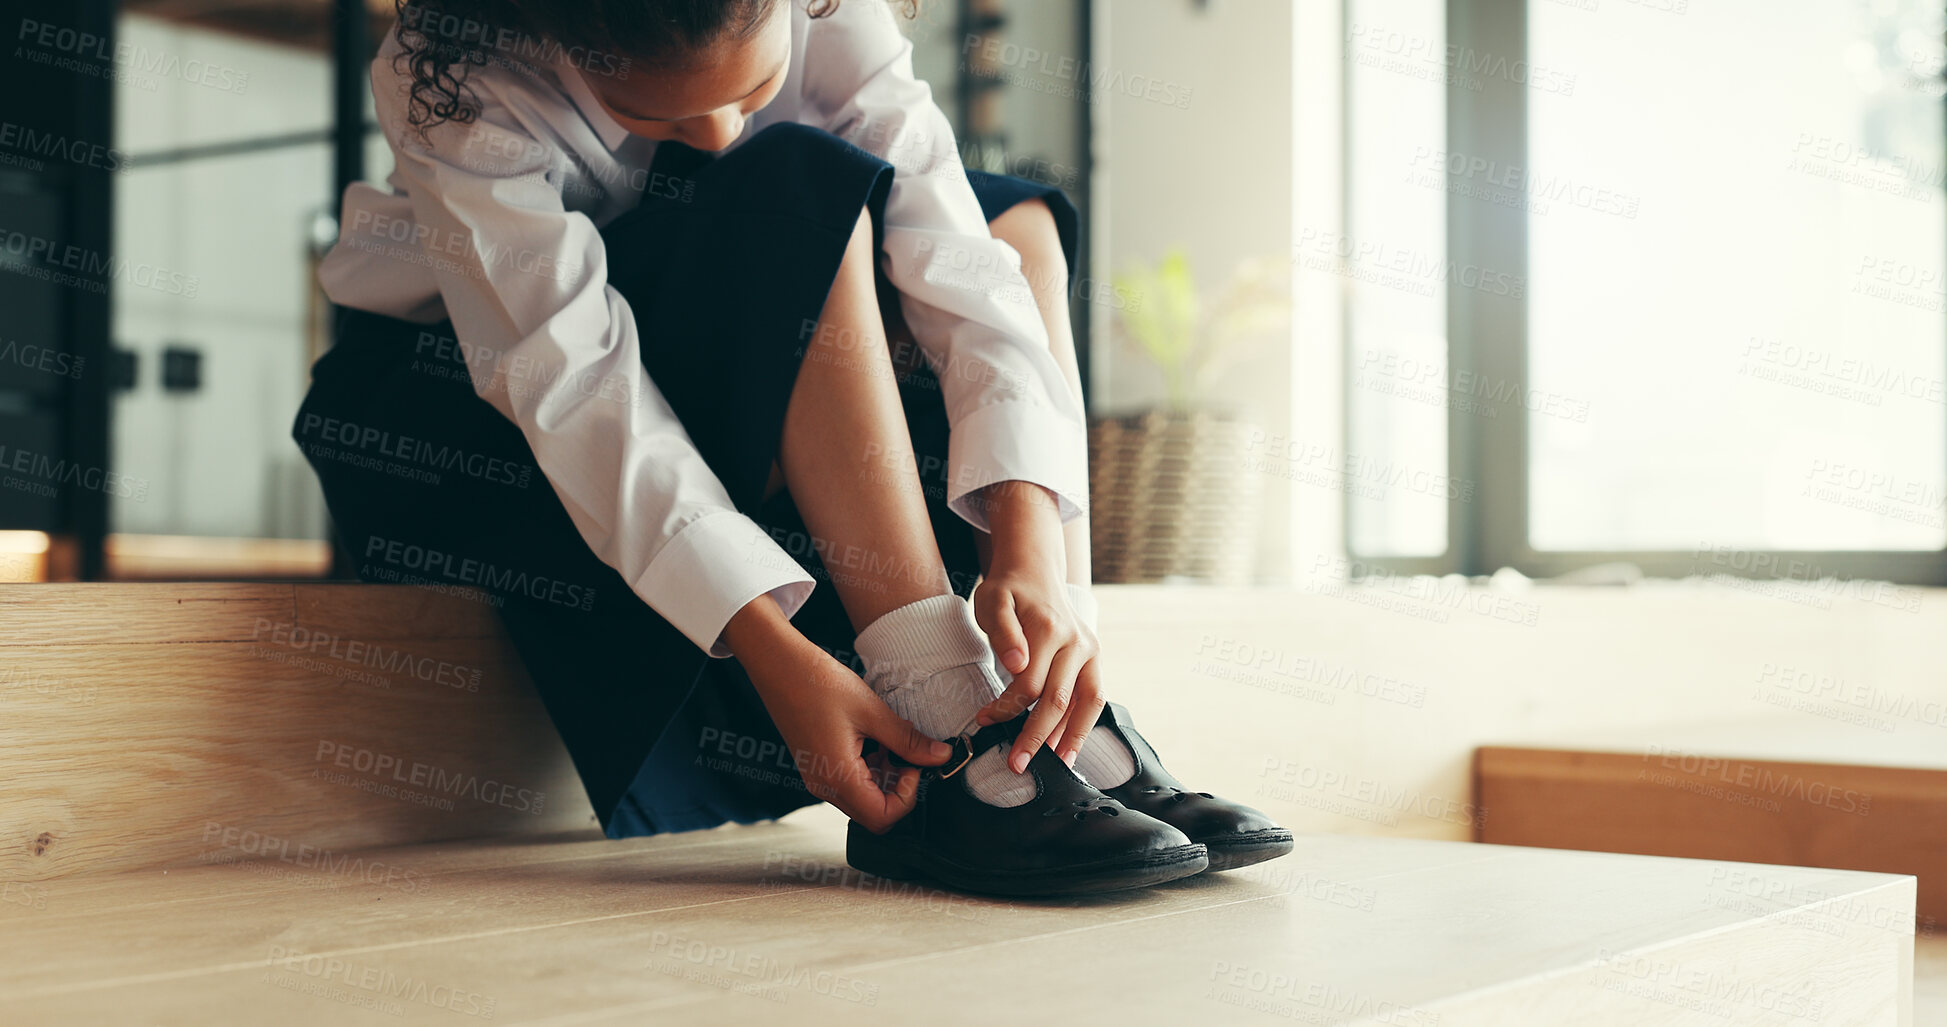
[{"xmin": 723, "ymin": 596, "xmax": 951, "ymax": 833}]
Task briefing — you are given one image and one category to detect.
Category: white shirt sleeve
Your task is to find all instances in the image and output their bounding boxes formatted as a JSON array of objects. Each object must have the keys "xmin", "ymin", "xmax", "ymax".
[
  {"xmin": 798, "ymin": 1, "xmax": 1091, "ymax": 531},
  {"xmin": 340, "ymin": 62, "xmax": 813, "ymax": 657}
]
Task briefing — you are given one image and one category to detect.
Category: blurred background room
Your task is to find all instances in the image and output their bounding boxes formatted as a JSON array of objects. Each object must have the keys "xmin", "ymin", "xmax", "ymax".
[
  {"xmin": 7, "ymin": 0, "xmax": 1940, "ymax": 589},
  {"xmin": 3, "ymin": 0, "xmax": 1944, "ymax": 1016}
]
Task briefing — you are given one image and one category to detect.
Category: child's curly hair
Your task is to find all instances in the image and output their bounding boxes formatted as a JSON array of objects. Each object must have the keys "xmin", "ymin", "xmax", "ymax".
[{"xmin": 392, "ymin": 0, "xmax": 917, "ymax": 135}]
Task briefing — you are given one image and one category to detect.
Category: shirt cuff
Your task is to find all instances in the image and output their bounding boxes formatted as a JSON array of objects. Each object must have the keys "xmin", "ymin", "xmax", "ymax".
[
  {"xmin": 945, "ymin": 400, "xmax": 1090, "ymax": 533},
  {"xmin": 633, "ymin": 510, "xmax": 817, "ymax": 658}
]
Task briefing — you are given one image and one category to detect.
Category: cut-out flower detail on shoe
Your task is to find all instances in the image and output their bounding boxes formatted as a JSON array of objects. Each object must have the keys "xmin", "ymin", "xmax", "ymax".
[
  {"xmin": 1140, "ymin": 785, "xmax": 1216, "ymax": 803},
  {"xmin": 1045, "ymin": 796, "xmax": 1124, "ymax": 820}
]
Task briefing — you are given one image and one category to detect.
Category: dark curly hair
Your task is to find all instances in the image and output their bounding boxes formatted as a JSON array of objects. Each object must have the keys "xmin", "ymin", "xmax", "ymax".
[{"xmin": 392, "ymin": 0, "xmax": 916, "ymax": 135}]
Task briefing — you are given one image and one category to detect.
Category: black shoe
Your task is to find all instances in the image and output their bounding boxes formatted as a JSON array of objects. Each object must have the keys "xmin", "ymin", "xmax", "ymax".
[
  {"xmin": 1095, "ymin": 703, "xmax": 1294, "ymax": 872},
  {"xmin": 846, "ymin": 714, "xmax": 1210, "ymax": 896}
]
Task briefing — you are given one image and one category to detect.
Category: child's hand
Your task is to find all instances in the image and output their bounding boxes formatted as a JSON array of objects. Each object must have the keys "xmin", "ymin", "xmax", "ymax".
[
  {"xmin": 725, "ymin": 596, "xmax": 950, "ymax": 833},
  {"xmin": 971, "ymin": 567, "xmax": 1104, "ymax": 774},
  {"xmin": 969, "ymin": 482, "xmax": 1106, "ymax": 775}
]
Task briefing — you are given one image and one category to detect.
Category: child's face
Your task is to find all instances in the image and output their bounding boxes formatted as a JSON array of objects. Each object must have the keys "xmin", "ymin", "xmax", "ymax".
[{"xmin": 579, "ymin": 7, "xmax": 791, "ymax": 152}]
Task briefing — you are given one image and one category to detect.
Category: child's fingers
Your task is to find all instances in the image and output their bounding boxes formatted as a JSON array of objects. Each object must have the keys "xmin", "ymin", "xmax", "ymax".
[
  {"xmin": 1054, "ymin": 659, "xmax": 1106, "ymax": 767},
  {"xmin": 975, "ymin": 683, "xmax": 1032, "ymax": 730},
  {"xmin": 888, "ymin": 766, "xmax": 920, "ymax": 808},
  {"xmin": 836, "ymin": 759, "xmax": 919, "ymax": 834},
  {"xmin": 978, "ymin": 632, "xmax": 1052, "ymax": 729},
  {"xmin": 974, "ymin": 589, "xmax": 1030, "ymax": 676},
  {"xmin": 870, "ymin": 708, "xmax": 952, "ymax": 766},
  {"xmin": 1010, "ymin": 644, "xmax": 1084, "ymax": 774}
]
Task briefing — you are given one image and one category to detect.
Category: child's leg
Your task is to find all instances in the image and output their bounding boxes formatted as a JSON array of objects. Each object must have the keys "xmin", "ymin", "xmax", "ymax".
[
  {"xmin": 778, "ymin": 208, "xmax": 1030, "ymax": 806},
  {"xmin": 776, "ymin": 207, "xmax": 953, "ymax": 631}
]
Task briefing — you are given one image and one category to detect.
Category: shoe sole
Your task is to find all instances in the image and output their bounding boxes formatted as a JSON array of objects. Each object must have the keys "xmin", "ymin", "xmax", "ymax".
[
  {"xmin": 847, "ymin": 833, "xmax": 1210, "ymax": 897},
  {"xmin": 1201, "ymin": 830, "xmax": 1295, "ymax": 873}
]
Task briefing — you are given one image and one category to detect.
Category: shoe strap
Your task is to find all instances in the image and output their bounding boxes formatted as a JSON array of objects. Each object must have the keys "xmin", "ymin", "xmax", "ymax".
[
  {"xmin": 888, "ymin": 712, "xmax": 1030, "ymax": 779},
  {"xmin": 965, "ymin": 711, "xmax": 1028, "ymax": 756},
  {"xmin": 1097, "ymin": 703, "xmax": 1185, "ymax": 792}
]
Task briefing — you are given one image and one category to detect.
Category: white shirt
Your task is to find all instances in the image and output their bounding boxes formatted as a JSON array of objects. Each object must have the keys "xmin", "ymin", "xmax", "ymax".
[{"xmin": 319, "ymin": 1, "xmax": 1088, "ymax": 656}]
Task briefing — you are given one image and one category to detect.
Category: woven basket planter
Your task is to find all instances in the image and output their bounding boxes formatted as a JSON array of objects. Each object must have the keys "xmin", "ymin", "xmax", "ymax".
[{"xmin": 1088, "ymin": 411, "xmax": 1263, "ymax": 585}]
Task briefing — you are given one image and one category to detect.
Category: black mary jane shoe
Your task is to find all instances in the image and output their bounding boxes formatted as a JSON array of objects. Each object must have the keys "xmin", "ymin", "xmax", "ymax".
[
  {"xmin": 1095, "ymin": 703, "xmax": 1295, "ymax": 872},
  {"xmin": 846, "ymin": 714, "xmax": 1209, "ymax": 897}
]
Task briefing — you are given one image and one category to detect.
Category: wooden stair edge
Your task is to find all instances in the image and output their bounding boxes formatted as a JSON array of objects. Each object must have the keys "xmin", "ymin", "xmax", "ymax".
[
  {"xmin": 1474, "ymin": 744, "xmax": 1947, "ymax": 926},
  {"xmin": 1476, "ymin": 743, "xmax": 1947, "ymax": 791},
  {"xmin": 0, "ymin": 582, "xmax": 510, "ymax": 644}
]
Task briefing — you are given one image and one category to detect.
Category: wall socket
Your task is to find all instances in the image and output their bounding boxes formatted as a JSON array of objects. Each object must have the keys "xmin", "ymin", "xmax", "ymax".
[{"xmin": 161, "ymin": 345, "xmax": 202, "ymax": 393}]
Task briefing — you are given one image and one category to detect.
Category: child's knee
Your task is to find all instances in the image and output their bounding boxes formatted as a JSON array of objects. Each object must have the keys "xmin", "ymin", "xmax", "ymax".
[
  {"xmin": 744, "ymin": 121, "xmax": 843, "ymax": 157},
  {"xmin": 838, "ymin": 207, "xmax": 877, "ymax": 273},
  {"xmin": 991, "ymin": 198, "xmax": 1066, "ymax": 276}
]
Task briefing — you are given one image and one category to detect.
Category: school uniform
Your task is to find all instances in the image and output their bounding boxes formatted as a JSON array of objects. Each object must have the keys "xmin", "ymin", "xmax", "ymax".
[{"xmin": 296, "ymin": 0, "xmax": 1083, "ymax": 837}]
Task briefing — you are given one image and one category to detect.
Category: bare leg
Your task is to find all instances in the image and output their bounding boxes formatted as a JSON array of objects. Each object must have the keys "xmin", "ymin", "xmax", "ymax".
[
  {"xmin": 979, "ymin": 198, "xmax": 1091, "ymax": 586},
  {"xmin": 776, "ymin": 209, "xmax": 954, "ymax": 631}
]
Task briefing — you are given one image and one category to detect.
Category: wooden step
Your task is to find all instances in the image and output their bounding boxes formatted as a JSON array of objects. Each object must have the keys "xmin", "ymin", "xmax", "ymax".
[
  {"xmin": 0, "ymin": 584, "xmax": 593, "ymax": 882},
  {"xmin": 1476, "ymin": 721, "xmax": 1947, "ymax": 925},
  {"xmin": 1, "ymin": 583, "xmax": 1930, "ymax": 1021},
  {"xmin": 0, "ymin": 804, "xmax": 1917, "ymax": 1024}
]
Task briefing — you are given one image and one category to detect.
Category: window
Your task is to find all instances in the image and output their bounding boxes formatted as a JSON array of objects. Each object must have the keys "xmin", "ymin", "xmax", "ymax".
[
  {"xmin": 113, "ymin": 13, "xmax": 338, "ymax": 546},
  {"xmin": 1342, "ymin": 0, "xmax": 1947, "ymax": 584},
  {"xmin": 1343, "ymin": 0, "xmax": 1450, "ymax": 559}
]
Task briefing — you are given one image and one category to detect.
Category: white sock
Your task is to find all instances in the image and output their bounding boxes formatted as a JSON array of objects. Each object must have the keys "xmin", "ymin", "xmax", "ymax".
[
  {"xmin": 852, "ymin": 594, "xmax": 1035, "ymax": 807},
  {"xmin": 1063, "ymin": 583, "xmax": 1138, "ymax": 789}
]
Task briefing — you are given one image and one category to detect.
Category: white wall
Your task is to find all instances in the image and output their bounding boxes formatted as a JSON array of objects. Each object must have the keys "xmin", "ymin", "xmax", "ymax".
[
  {"xmin": 1099, "ymin": 581, "xmax": 1947, "ymax": 842},
  {"xmin": 1092, "ymin": 0, "xmax": 1299, "ymax": 581}
]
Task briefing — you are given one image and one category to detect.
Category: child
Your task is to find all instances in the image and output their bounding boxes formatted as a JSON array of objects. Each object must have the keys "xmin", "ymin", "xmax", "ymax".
[{"xmin": 296, "ymin": 0, "xmax": 1289, "ymax": 895}]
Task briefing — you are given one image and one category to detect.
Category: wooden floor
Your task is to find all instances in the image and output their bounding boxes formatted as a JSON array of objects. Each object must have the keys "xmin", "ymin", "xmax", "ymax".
[{"xmin": 2, "ymin": 804, "xmax": 1919, "ymax": 1025}]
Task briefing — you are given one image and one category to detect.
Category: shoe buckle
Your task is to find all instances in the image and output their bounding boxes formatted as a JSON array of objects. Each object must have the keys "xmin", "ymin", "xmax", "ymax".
[{"xmin": 936, "ymin": 735, "xmax": 976, "ymax": 780}]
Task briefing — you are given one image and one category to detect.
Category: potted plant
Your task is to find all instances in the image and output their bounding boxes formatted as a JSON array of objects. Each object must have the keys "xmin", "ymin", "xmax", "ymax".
[{"xmin": 1090, "ymin": 249, "xmax": 1289, "ymax": 585}]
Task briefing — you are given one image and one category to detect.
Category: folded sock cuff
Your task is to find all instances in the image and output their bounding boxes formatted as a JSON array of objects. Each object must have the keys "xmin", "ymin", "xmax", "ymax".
[
  {"xmin": 854, "ymin": 593, "xmax": 993, "ymax": 672},
  {"xmin": 882, "ymin": 666, "xmax": 1000, "ymax": 741}
]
